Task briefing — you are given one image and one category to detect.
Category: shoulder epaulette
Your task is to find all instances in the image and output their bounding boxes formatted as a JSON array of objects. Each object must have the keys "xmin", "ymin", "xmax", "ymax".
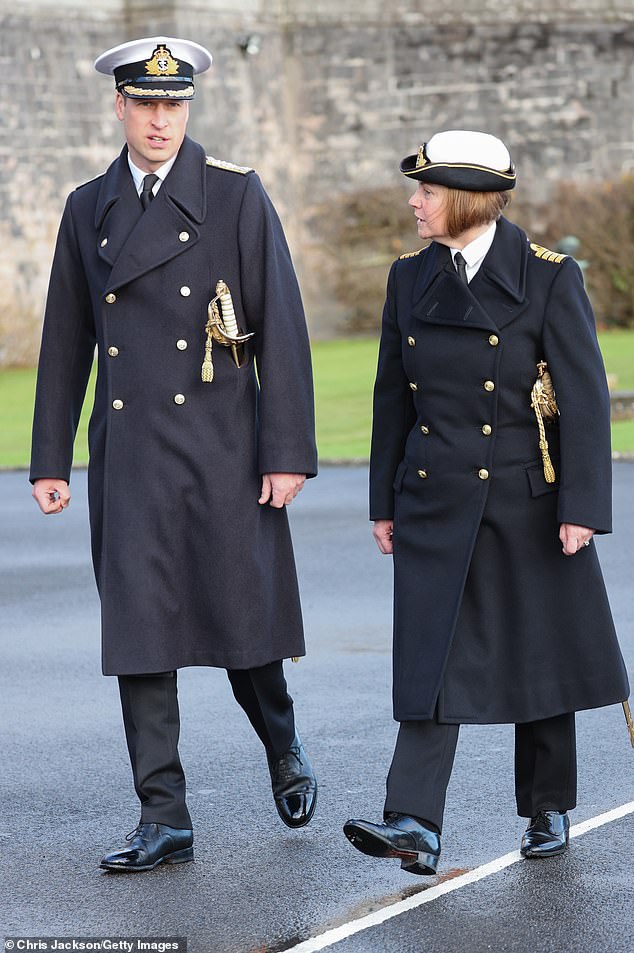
[
  {"xmin": 399, "ymin": 248, "xmax": 424, "ymax": 260},
  {"xmin": 529, "ymin": 242, "xmax": 567, "ymax": 264},
  {"xmin": 75, "ymin": 172, "xmax": 105, "ymax": 191},
  {"xmin": 206, "ymin": 155, "xmax": 253, "ymax": 175}
]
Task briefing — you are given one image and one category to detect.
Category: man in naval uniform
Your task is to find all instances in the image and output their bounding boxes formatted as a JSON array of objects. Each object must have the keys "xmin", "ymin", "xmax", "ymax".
[{"xmin": 30, "ymin": 36, "xmax": 318, "ymax": 872}]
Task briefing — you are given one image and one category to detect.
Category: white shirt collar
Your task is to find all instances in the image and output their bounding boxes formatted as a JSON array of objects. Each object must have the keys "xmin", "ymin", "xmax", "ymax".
[
  {"xmin": 450, "ymin": 221, "xmax": 497, "ymax": 281},
  {"xmin": 127, "ymin": 153, "xmax": 179, "ymax": 196}
]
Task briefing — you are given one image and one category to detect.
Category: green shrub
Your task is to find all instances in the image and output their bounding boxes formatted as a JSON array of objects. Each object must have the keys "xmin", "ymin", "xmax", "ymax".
[
  {"xmin": 319, "ymin": 185, "xmax": 421, "ymax": 333},
  {"xmin": 518, "ymin": 175, "xmax": 634, "ymax": 330}
]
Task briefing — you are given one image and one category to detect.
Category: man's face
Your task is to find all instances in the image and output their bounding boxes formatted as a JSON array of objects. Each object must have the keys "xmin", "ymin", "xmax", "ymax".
[{"xmin": 115, "ymin": 93, "xmax": 189, "ymax": 171}]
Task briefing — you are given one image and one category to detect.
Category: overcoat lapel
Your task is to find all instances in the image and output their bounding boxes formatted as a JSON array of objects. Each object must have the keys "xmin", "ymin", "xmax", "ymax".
[
  {"xmin": 95, "ymin": 153, "xmax": 142, "ymax": 268},
  {"xmin": 412, "ymin": 258, "xmax": 499, "ymax": 333},
  {"xmin": 410, "ymin": 240, "xmax": 448, "ymax": 308},
  {"xmin": 94, "ymin": 136, "xmax": 207, "ymax": 292},
  {"xmin": 410, "ymin": 218, "xmax": 530, "ymax": 333},
  {"xmin": 476, "ymin": 217, "xmax": 530, "ymax": 329}
]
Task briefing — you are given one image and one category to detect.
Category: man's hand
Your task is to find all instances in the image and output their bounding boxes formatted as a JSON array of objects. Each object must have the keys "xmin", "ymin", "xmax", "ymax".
[
  {"xmin": 32, "ymin": 478, "xmax": 71, "ymax": 515},
  {"xmin": 373, "ymin": 519, "xmax": 394, "ymax": 555},
  {"xmin": 560, "ymin": 522, "xmax": 594, "ymax": 556},
  {"xmin": 259, "ymin": 473, "xmax": 306, "ymax": 508}
]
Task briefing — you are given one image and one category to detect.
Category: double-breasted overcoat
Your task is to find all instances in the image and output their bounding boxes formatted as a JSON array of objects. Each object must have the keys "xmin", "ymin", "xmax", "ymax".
[
  {"xmin": 370, "ymin": 216, "xmax": 629, "ymax": 723},
  {"xmin": 30, "ymin": 136, "xmax": 317, "ymax": 675}
]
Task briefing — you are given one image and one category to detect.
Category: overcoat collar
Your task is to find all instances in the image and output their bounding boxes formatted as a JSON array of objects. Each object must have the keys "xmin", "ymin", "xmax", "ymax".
[
  {"xmin": 94, "ymin": 135, "xmax": 207, "ymax": 290},
  {"xmin": 411, "ymin": 217, "xmax": 530, "ymax": 332}
]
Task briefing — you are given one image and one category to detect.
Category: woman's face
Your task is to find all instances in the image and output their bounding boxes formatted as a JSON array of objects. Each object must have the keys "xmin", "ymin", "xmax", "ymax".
[{"xmin": 408, "ymin": 182, "xmax": 449, "ymax": 243}]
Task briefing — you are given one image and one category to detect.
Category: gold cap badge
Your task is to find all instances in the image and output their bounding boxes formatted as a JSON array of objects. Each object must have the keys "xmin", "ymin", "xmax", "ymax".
[
  {"xmin": 145, "ymin": 45, "xmax": 180, "ymax": 76},
  {"xmin": 416, "ymin": 145, "xmax": 427, "ymax": 168}
]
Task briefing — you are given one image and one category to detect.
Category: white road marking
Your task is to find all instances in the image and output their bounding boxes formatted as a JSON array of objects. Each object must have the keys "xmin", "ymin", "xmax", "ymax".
[{"xmin": 281, "ymin": 801, "xmax": 634, "ymax": 953}]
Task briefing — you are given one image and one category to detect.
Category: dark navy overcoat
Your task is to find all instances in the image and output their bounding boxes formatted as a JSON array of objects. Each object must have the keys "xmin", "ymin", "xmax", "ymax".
[
  {"xmin": 370, "ymin": 217, "xmax": 629, "ymax": 723},
  {"xmin": 31, "ymin": 136, "xmax": 317, "ymax": 675}
]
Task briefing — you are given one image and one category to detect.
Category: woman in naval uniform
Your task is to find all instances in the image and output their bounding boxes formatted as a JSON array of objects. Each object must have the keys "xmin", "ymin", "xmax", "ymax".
[{"xmin": 343, "ymin": 130, "xmax": 630, "ymax": 875}]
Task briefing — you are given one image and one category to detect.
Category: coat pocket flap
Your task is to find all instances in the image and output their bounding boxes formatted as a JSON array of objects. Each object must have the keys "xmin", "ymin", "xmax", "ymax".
[
  {"xmin": 393, "ymin": 460, "xmax": 408, "ymax": 493},
  {"xmin": 524, "ymin": 460, "xmax": 559, "ymax": 497}
]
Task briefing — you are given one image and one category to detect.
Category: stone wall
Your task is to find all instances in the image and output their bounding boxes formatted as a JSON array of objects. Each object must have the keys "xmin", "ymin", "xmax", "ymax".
[{"xmin": 1, "ymin": 0, "xmax": 633, "ymax": 364}]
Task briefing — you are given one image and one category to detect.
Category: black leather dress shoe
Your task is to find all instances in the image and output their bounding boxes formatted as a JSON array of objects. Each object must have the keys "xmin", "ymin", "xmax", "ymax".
[
  {"xmin": 100, "ymin": 823, "xmax": 194, "ymax": 872},
  {"xmin": 268, "ymin": 732, "xmax": 317, "ymax": 828},
  {"xmin": 343, "ymin": 813, "xmax": 440, "ymax": 875},
  {"xmin": 520, "ymin": 810, "xmax": 570, "ymax": 859}
]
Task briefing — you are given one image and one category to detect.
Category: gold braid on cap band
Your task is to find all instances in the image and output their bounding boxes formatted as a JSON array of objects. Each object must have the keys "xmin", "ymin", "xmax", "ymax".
[
  {"xmin": 122, "ymin": 84, "xmax": 195, "ymax": 98},
  {"xmin": 404, "ymin": 160, "xmax": 516, "ymax": 179}
]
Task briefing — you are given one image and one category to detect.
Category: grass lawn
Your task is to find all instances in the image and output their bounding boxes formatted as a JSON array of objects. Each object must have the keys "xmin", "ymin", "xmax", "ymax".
[
  {"xmin": 312, "ymin": 337, "xmax": 379, "ymax": 459},
  {"xmin": 2, "ymin": 331, "xmax": 634, "ymax": 469},
  {"xmin": 595, "ymin": 331, "xmax": 634, "ymax": 392}
]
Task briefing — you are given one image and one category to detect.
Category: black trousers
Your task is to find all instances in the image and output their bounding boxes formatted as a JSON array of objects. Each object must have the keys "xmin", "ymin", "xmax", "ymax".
[
  {"xmin": 118, "ymin": 661, "xmax": 296, "ymax": 829},
  {"xmin": 384, "ymin": 712, "xmax": 577, "ymax": 833}
]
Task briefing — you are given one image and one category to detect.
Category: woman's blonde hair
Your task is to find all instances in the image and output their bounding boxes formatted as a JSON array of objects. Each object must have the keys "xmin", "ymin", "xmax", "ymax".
[{"xmin": 444, "ymin": 189, "xmax": 511, "ymax": 238}]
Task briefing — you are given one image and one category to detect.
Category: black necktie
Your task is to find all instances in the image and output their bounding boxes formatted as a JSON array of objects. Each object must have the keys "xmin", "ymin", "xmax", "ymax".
[
  {"xmin": 454, "ymin": 251, "xmax": 468, "ymax": 285},
  {"xmin": 140, "ymin": 173, "xmax": 159, "ymax": 211}
]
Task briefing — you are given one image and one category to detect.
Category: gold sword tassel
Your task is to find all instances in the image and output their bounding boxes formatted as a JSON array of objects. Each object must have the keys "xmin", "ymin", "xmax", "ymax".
[
  {"xmin": 535, "ymin": 410, "xmax": 556, "ymax": 484},
  {"xmin": 201, "ymin": 326, "xmax": 214, "ymax": 382},
  {"xmin": 530, "ymin": 361, "xmax": 558, "ymax": 484}
]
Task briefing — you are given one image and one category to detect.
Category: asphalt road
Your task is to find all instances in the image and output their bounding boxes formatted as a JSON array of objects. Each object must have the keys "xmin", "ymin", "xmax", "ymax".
[{"xmin": 1, "ymin": 466, "xmax": 633, "ymax": 953}]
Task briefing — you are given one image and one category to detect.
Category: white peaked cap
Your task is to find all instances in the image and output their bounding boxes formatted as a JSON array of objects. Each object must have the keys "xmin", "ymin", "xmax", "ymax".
[
  {"xmin": 427, "ymin": 131, "xmax": 511, "ymax": 171},
  {"xmin": 95, "ymin": 37, "xmax": 212, "ymax": 100},
  {"xmin": 95, "ymin": 37, "xmax": 212, "ymax": 75},
  {"xmin": 401, "ymin": 129, "xmax": 516, "ymax": 191}
]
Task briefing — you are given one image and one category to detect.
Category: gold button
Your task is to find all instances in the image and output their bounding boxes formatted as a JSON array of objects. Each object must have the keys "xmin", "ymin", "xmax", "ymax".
[
  {"xmin": 100, "ymin": 237, "xmax": 108, "ymax": 248},
  {"xmin": 420, "ymin": 425, "xmax": 430, "ymax": 435},
  {"xmin": 112, "ymin": 399, "xmax": 124, "ymax": 410},
  {"xmin": 478, "ymin": 468, "xmax": 489, "ymax": 480},
  {"xmin": 409, "ymin": 382, "xmax": 418, "ymax": 392},
  {"xmin": 107, "ymin": 346, "xmax": 119, "ymax": 358},
  {"xmin": 407, "ymin": 336, "xmax": 416, "ymax": 347},
  {"xmin": 176, "ymin": 339, "xmax": 188, "ymax": 350},
  {"xmin": 174, "ymin": 394, "xmax": 186, "ymax": 405},
  {"xmin": 482, "ymin": 424, "xmax": 492, "ymax": 436},
  {"xmin": 484, "ymin": 380, "xmax": 495, "ymax": 392},
  {"xmin": 180, "ymin": 286, "xmax": 191, "ymax": 297},
  {"xmin": 488, "ymin": 334, "xmax": 499, "ymax": 347},
  {"xmin": 417, "ymin": 469, "xmax": 428, "ymax": 479},
  {"xmin": 178, "ymin": 231, "xmax": 190, "ymax": 243},
  {"xmin": 105, "ymin": 293, "xmax": 117, "ymax": 304}
]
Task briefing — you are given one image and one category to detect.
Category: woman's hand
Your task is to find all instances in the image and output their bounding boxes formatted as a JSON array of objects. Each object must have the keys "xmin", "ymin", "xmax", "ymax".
[
  {"xmin": 373, "ymin": 519, "xmax": 394, "ymax": 554},
  {"xmin": 559, "ymin": 523, "xmax": 594, "ymax": 556}
]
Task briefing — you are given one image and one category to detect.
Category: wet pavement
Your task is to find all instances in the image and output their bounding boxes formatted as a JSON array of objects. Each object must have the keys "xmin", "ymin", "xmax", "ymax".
[{"xmin": 1, "ymin": 466, "xmax": 633, "ymax": 952}]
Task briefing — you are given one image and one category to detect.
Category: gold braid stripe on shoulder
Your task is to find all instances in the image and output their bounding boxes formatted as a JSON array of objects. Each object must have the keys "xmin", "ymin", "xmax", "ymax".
[
  {"xmin": 206, "ymin": 156, "xmax": 253, "ymax": 175},
  {"xmin": 529, "ymin": 243, "xmax": 567, "ymax": 264},
  {"xmin": 399, "ymin": 248, "xmax": 424, "ymax": 260}
]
